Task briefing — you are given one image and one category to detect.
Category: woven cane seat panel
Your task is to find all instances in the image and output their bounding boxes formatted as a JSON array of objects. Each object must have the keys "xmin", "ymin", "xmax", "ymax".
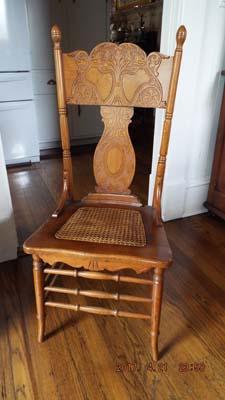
[{"xmin": 55, "ymin": 207, "xmax": 146, "ymax": 247}]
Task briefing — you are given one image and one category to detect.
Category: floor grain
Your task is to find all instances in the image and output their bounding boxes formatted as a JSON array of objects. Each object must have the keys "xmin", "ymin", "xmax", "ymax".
[{"xmin": 1, "ymin": 154, "xmax": 225, "ymax": 400}]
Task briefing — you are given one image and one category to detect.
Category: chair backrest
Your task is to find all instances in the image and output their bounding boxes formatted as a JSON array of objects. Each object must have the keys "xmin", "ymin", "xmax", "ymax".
[
  {"xmin": 51, "ymin": 25, "xmax": 186, "ymax": 219},
  {"xmin": 62, "ymin": 43, "xmax": 173, "ymax": 108}
]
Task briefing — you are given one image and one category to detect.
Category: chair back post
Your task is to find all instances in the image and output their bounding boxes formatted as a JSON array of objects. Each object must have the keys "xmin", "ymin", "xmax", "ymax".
[
  {"xmin": 51, "ymin": 25, "xmax": 74, "ymax": 201},
  {"xmin": 153, "ymin": 25, "xmax": 186, "ymax": 221}
]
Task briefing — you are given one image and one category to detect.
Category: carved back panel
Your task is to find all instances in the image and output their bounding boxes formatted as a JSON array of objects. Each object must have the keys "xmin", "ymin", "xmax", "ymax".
[
  {"xmin": 62, "ymin": 43, "xmax": 173, "ymax": 108},
  {"xmin": 94, "ymin": 106, "xmax": 135, "ymax": 194},
  {"xmin": 51, "ymin": 25, "xmax": 186, "ymax": 208}
]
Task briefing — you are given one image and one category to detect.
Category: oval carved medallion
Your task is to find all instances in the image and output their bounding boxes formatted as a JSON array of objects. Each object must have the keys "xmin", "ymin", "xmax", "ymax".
[
  {"xmin": 106, "ymin": 147, "xmax": 123, "ymax": 175},
  {"xmin": 94, "ymin": 106, "xmax": 135, "ymax": 194}
]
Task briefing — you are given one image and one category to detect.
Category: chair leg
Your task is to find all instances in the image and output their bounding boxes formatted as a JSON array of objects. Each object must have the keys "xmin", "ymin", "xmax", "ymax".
[
  {"xmin": 151, "ymin": 268, "xmax": 164, "ymax": 361},
  {"xmin": 33, "ymin": 255, "xmax": 45, "ymax": 342}
]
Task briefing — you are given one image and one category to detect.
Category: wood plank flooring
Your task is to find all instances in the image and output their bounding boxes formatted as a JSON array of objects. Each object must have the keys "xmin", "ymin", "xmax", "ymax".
[{"xmin": 1, "ymin": 154, "xmax": 225, "ymax": 400}]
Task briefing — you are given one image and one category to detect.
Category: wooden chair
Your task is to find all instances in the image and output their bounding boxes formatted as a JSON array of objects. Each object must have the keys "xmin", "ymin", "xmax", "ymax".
[{"xmin": 23, "ymin": 25, "xmax": 186, "ymax": 361}]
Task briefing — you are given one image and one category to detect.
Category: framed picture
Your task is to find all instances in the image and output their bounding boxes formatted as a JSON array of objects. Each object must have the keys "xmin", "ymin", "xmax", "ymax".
[{"xmin": 116, "ymin": 0, "xmax": 151, "ymax": 11}]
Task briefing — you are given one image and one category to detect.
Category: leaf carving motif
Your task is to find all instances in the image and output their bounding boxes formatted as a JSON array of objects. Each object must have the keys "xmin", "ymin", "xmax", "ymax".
[
  {"xmin": 88, "ymin": 259, "xmax": 99, "ymax": 271},
  {"xmin": 64, "ymin": 43, "xmax": 166, "ymax": 107}
]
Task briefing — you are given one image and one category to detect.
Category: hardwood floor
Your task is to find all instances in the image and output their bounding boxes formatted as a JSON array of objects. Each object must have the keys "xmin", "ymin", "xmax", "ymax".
[{"xmin": 1, "ymin": 154, "xmax": 225, "ymax": 400}]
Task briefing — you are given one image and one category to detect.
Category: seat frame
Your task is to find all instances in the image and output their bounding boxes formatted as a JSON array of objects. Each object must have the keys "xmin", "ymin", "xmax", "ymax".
[{"xmin": 24, "ymin": 25, "xmax": 186, "ymax": 361}]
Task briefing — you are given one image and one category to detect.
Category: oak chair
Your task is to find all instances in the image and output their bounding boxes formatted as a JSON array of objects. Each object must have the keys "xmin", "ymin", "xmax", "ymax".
[{"xmin": 23, "ymin": 25, "xmax": 186, "ymax": 361}]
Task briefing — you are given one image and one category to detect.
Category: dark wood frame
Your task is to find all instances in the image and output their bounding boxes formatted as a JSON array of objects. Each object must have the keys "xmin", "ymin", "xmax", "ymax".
[
  {"xmin": 205, "ymin": 71, "xmax": 225, "ymax": 221},
  {"xmin": 116, "ymin": 0, "xmax": 150, "ymax": 10}
]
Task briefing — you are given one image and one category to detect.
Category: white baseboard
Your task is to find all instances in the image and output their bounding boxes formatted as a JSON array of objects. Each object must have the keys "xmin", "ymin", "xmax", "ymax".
[
  {"xmin": 6, "ymin": 155, "xmax": 40, "ymax": 165},
  {"xmin": 162, "ymin": 180, "xmax": 187, "ymax": 221},
  {"xmin": 182, "ymin": 179, "xmax": 209, "ymax": 218},
  {"xmin": 182, "ymin": 208, "xmax": 207, "ymax": 218},
  {"xmin": 39, "ymin": 136, "xmax": 100, "ymax": 150},
  {"xmin": 162, "ymin": 178, "xmax": 209, "ymax": 221},
  {"xmin": 0, "ymin": 216, "xmax": 18, "ymax": 262}
]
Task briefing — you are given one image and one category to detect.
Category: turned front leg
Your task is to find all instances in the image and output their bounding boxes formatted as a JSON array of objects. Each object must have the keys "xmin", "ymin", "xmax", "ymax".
[
  {"xmin": 33, "ymin": 255, "xmax": 45, "ymax": 342},
  {"xmin": 151, "ymin": 268, "xmax": 164, "ymax": 361}
]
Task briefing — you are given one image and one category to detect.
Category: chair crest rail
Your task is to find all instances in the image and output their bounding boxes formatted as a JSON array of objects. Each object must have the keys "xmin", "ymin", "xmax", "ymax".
[{"xmin": 62, "ymin": 42, "xmax": 173, "ymax": 108}]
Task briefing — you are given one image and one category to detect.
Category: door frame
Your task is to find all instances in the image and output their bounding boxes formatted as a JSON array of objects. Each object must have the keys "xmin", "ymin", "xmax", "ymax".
[{"xmin": 148, "ymin": 0, "xmax": 185, "ymax": 219}]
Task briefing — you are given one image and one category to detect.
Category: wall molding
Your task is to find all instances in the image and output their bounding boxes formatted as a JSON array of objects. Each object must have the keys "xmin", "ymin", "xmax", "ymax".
[
  {"xmin": 148, "ymin": 0, "xmax": 184, "ymax": 207},
  {"xmin": 149, "ymin": 0, "xmax": 225, "ymax": 221},
  {"xmin": 162, "ymin": 178, "xmax": 209, "ymax": 221},
  {"xmin": 39, "ymin": 136, "xmax": 100, "ymax": 150}
]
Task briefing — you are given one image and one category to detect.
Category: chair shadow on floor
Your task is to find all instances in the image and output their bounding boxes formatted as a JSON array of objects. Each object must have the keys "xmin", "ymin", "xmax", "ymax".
[{"xmin": 45, "ymin": 313, "xmax": 87, "ymax": 341}]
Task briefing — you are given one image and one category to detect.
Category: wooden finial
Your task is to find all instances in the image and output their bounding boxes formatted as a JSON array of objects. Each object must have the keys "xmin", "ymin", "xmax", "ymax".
[
  {"xmin": 51, "ymin": 25, "xmax": 61, "ymax": 46},
  {"xmin": 176, "ymin": 25, "xmax": 187, "ymax": 48}
]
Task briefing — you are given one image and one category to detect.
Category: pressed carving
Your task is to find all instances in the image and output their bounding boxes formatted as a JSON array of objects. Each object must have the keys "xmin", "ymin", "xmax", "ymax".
[
  {"xmin": 88, "ymin": 259, "xmax": 99, "ymax": 271},
  {"xmin": 93, "ymin": 106, "xmax": 135, "ymax": 193},
  {"xmin": 62, "ymin": 43, "xmax": 173, "ymax": 108}
]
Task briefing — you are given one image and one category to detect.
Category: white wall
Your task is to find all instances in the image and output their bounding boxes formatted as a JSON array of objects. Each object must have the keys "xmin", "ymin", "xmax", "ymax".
[
  {"xmin": 0, "ymin": 135, "xmax": 18, "ymax": 262},
  {"xmin": 148, "ymin": 0, "xmax": 225, "ymax": 220}
]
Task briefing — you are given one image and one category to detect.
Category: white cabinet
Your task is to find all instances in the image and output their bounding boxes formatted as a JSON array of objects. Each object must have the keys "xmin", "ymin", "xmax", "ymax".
[
  {"xmin": 26, "ymin": 0, "xmax": 60, "ymax": 149},
  {"xmin": 0, "ymin": 134, "xmax": 18, "ymax": 262},
  {"xmin": 0, "ymin": 0, "xmax": 40, "ymax": 165},
  {"xmin": 0, "ymin": 101, "xmax": 39, "ymax": 164},
  {"xmin": 35, "ymin": 95, "xmax": 60, "ymax": 149},
  {"xmin": 26, "ymin": 0, "xmax": 107, "ymax": 149},
  {"xmin": 26, "ymin": 0, "xmax": 53, "ymax": 70},
  {"xmin": 70, "ymin": 106, "xmax": 103, "ymax": 144},
  {"xmin": 0, "ymin": 71, "xmax": 40, "ymax": 164},
  {"xmin": 0, "ymin": 0, "xmax": 30, "ymax": 71},
  {"xmin": 32, "ymin": 69, "xmax": 60, "ymax": 149},
  {"xmin": 0, "ymin": 0, "xmax": 109, "ymax": 160},
  {"xmin": 0, "ymin": 72, "xmax": 33, "ymax": 102}
]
